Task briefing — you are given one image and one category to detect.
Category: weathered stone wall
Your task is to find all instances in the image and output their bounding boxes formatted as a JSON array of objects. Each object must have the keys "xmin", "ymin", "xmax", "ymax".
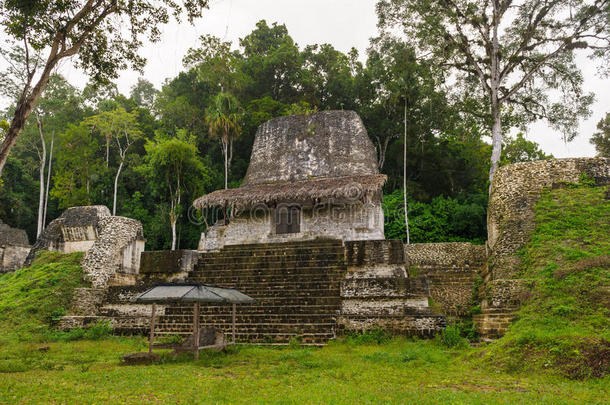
[
  {"xmin": 0, "ymin": 220, "xmax": 29, "ymax": 246},
  {"xmin": 339, "ymin": 240, "xmax": 445, "ymax": 336},
  {"xmin": 199, "ymin": 201, "xmax": 384, "ymax": 251},
  {"xmin": 404, "ymin": 243, "xmax": 486, "ymax": 317},
  {"xmin": 243, "ymin": 110, "xmax": 379, "ymax": 185},
  {"xmin": 0, "ymin": 245, "xmax": 31, "ymax": 273},
  {"xmin": 81, "ymin": 216, "xmax": 145, "ymax": 288},
  {"xmin": 488, "ymin": 157, "xmax": 610, "ymax": 280},
  {"xmin": 476, "ymin": 157, "xmax": 610, "ymax": 339},
  {"xmin": 139, "ymin": 250, "xmax": 199, "ymax": 282},
  {"xmin": 0, "ymin": 220, "xmax": 31, "ymax": 272}
]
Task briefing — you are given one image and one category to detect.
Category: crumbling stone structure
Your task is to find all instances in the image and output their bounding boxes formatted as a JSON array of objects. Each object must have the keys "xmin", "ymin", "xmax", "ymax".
[
  {"xmin": 25, "ymin": 205, "xmax": 145, "ymax": 289},
  {"xmin": 0, "ymin": 220, "xmax": 31, "ymax": 272},
  {"xmin": 195, "ymin": 111, "xmax": 385, "ymax": 250},
  {"xmin": 25, "ymin": 205, "xmax": 111, "ymax": 266},
  {"xmin": 404, "ymin": 243, "xmax": 486, "ymax": 318},
  {"xmin": 59, "ymin": 112, "xmax": 444, "ymax": 342},
  {"xmin": 475, "ymin": 157, "xmax": 610, "ymax": 339},
  {"xmin": 81, "ymin": 216, "xmax": 145, "ymax": 287}
]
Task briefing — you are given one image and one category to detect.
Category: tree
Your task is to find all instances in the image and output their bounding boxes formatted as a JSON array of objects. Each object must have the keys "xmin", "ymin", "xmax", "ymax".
[
  {"xmin": 0, "ymin": 0, "xmax": 210, "ymax": 177},
  {"xmin": 377, "ymin": 0, "xmax": 609, "ymax": 188},
  {"xmin": 501, "ymin": 133, "xmax": 552, "ymax": 164},
  {"xmin": 590, "ymin": 112, "xmax": 610, "ymax": 157},
  {"xmin": 0, "ymin": 48, "xmax": 85, "ymax": 236},
  {"xmin": 130, "ymin": 78, "xmax": 159, "ymax": 111},
  {"xmin": 205, "ymin": 92, "xmax": 243, "ymax": 189},
  {"xmin": 84, "ymin": 108, "xmax": 143, "ymax": 215},
  {"xmin": 144, "ymin": 131, "xmax": 210, "ymax": 250},
  {"xmin": 51, "ymin": 124, "xmax": 104, "ymax": 209}
]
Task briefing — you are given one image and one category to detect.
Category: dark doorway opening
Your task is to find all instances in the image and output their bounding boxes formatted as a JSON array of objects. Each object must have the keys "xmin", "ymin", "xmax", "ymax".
[{"xmin": 275, "ymin": 205, "xmax": 301, "ymax": 234}]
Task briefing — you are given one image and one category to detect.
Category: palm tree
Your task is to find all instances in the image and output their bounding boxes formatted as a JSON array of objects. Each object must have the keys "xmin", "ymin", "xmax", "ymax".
[{"xmin": 205, "ymin": 92, "xmax": 243, "ymax": 190}]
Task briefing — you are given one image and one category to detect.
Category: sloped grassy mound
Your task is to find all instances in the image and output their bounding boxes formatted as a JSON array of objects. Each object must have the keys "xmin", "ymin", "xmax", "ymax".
[
  {"xmin": 486, "ymin": 184, "xmax": 610, "ymax": 379},
  {"xmin": 0, "ymin": 251, "xmax": 87, "ymax": 342}
]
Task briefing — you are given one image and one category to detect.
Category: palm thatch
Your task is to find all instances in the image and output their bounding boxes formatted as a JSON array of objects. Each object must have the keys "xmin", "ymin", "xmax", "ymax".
[{"xmin": 193, "ymin": 174, "xmax": 387, "ymax": 209}]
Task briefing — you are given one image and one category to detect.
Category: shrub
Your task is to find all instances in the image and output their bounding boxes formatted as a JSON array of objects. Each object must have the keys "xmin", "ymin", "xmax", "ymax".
[{"xmin": 440, "ymin": 324, "xmax": 468, "ymax": 348}]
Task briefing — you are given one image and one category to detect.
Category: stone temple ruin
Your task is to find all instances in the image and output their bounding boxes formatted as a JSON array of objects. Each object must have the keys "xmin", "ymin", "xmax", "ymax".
[
  {"xmin": 0, "ymin": 220, "xmax": 31, "ymax": 273},
  {"xmin": 25, "ymin": 205, "xmax": 146, "ymax": 287},
  {"xmin": 57, "ymin": 111, "xmax": 449, "ymax": 343},
  {"xmin": 5, "ymin": 110, "xmax": 608, "ymax": 344}
]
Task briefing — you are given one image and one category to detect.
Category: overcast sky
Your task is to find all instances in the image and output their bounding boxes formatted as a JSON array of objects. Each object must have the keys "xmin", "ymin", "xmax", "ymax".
[{"xmin": 2, "ymin": 0, "xmax": 608, "ymax": 157}]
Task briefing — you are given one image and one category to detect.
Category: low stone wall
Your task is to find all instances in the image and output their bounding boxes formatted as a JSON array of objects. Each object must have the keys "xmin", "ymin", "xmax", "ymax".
[{"xmin": 404, "ymin": 243, "xmax": 486, "ymax": 317}]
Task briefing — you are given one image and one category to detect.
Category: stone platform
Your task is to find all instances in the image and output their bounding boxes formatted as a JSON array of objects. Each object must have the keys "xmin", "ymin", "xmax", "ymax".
[{"xmin": 60, "ymin": 239, "xmax": 445, "ymax": 345}]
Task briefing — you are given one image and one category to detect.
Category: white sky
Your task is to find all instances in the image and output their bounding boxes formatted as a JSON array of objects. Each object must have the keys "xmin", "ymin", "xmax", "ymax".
[{"xmin": 2, "ymin": 0, "xmax": 609, "ymax": 157}]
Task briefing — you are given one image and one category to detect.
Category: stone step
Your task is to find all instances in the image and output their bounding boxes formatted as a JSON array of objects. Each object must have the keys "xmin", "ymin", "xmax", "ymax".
[
  {"xmin": 165, "ymin": 297, "xmax": 343, "ymax": 308},
  {"xmin": 190, "ymin": 266, "xmax": 346, "ymax": 275},
  {"xmin": 212, "ymin": 248, "xmax": 343, "ymax": 259},
  {"xmin": 202, "ymin": 248, "xmax": 345, "ymax": 259},
  {"xmin": 187, "ymin": 282, "xmax": 343, "ymax": 292},
  {"xmin": 164, "ymin": 304, "xmax": 341, "ymax": 315},
  {"xmin": 198, "ymin": 251, "xmax": 344, "ymax": 262},
  {"xmin": 152, "ymin": 330, "xmax": 337, "ymax": 344},
  {"xmin": 188, "ymin": 275, "xmax": 345, "ymax": 284},
  {"xmin": 157, "ymin": 313, "xmax": 337, "ymax": 322},
  {"xmin": 220, "ymin": 240, "xmax": 343, "ymax": 251},
  {"xmin": 155, "ymin": 322, "xmax": 336, "ymax": 336},
  {"xmin": 194, "ymin": 262, "xmax": 346, "ymax": 272},
  {"xmin": 169, "ymin": 288, "xmax": 342, "ymax": 299}
]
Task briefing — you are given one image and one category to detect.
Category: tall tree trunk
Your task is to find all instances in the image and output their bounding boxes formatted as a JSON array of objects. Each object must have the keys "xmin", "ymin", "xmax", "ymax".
[
  {"xmin": 43, "ymin": 133, "xmax": 54, "ymax": 229},
  {"xmin": 488, "ymin": 0, "xmax": 503, "ymax": 192},
  {"xmin": 112, "ymin": 157, "xmax": 125, "ymax": 216},
  {"xmin": 106, "ymin": 138, "xmax": 110, "ymax": 168},
  {"xmin": 170, "ymin": 215, "xmax": 177, "ymax": 251},
  {"xmin": 403, "ymin": 96, "xmax": 410, "ymax": 245},
  {"xmin": 170, "ymin": 178, "xmax": 181, "ymax": 251},
  {"xmin": 223, "ymin": 140, "xmax": 229, "ymax": 190},
  {"xmin": 36, "ymin": 115, "xmax": 46, "ymax": 238},
  {"xmin": 489, "ymin": 103, "xmax": 503, "ymax": 191}
]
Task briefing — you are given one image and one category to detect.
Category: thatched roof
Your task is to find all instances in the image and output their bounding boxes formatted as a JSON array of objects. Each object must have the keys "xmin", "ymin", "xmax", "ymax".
[{"xmin": 193, "ymin": 174, "xmax": 387, "ymax": 209}]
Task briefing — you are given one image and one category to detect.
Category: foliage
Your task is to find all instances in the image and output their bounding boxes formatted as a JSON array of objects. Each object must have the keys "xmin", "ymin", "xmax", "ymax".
[
  {"xmin": 377, "ymin": 0, "xmax": 606, "ymax": 183},
  {"xmin": 143, "ymin": 130, "xmax": 212, "ymax": 249},
  {"xmin": 0, "ymin": 19, "xmax": 550, "ymax": 248},
  {"xmin": 440, "ymin": 324, "xmax": 469, "ymax": 348},
  {"xmin": 384, "ymin": 189, "xmax": 487, "ymax": 243},
  {"xmin": 0, "ymin": 251, "xmax": 87, "ymax": 343},
  {"xmin": 590, "ymin": 112, "xmax": 610, "ymax": 158},
  {"xmin": 0, "ymin": 0, "xmax": 211, "ymax": 176},
  {"xmin": 501, "ymin": 133, "xmax": 553, "ymax": 165},
  {"xmin": 485, "ymin": 184, "xmax": 610, "ymax": 379}
]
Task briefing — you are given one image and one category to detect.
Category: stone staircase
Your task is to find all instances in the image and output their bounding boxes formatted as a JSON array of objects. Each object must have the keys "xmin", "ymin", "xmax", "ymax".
[
  {"xmin": 473, "ymin": 308, "xmax": 518, "ymax": 340},
  {"xmin": 155, "ymin": 239, "xmax": 347, "ymax": 345}
]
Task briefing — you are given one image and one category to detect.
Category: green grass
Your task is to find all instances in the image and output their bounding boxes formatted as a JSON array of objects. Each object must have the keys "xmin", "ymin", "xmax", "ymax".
[
  {"xmin": 0, "ymin": 184, "xmax": 608, "ymax": 403},
  {"xmin": 0, "ymin": 251, "xmax": 88, "ymax": 343},
  {"xmin": 485, "ymin": 184, "xmax": 610, "ymax": 379},
  {"xmin": 0, "ymin": 337, "xmax": 608, "ymax": 404}
]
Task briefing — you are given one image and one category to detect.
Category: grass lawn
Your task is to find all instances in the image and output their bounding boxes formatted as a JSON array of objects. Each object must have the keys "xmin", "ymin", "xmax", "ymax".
[{"xmin": 1, "ymin": 336, "xmax": 608, "ymax": 404}]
